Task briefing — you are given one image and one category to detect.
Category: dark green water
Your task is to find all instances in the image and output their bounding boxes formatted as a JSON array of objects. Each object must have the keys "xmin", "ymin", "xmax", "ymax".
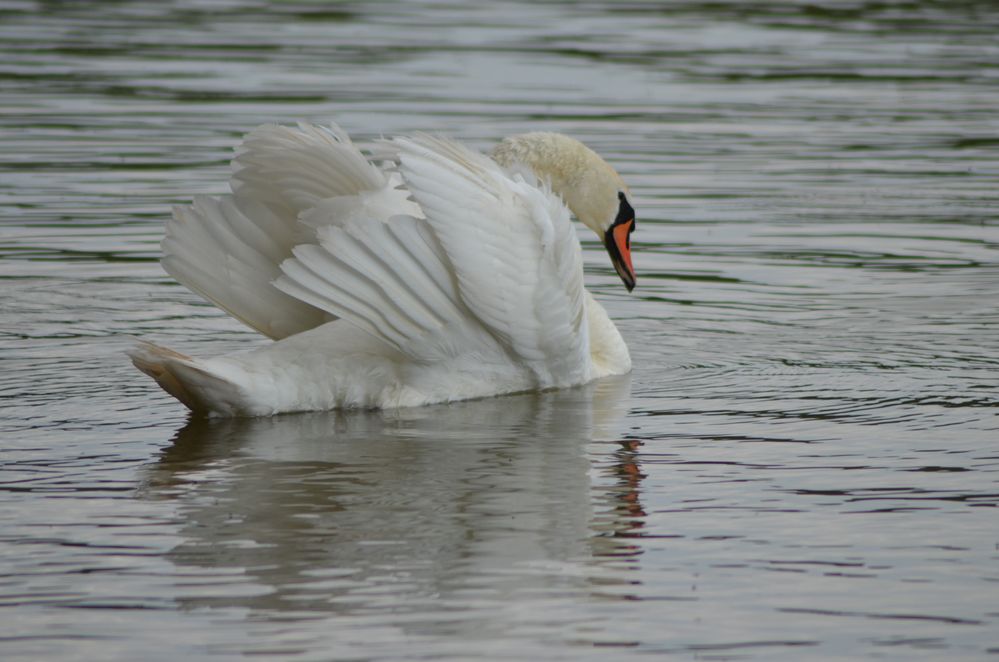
[{"xmin": 1, "ymin": 1, "xmax": 998, "ymax": 659}]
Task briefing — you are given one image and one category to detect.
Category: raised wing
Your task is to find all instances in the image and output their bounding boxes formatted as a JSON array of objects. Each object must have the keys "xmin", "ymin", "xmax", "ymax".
[
  {"xmin": 164, "ymin": 195, "xmax": 327, "ymax": 339},
  {"xmin": 274, "ymin": 213, "xmax": 497, "ymax": 362},
  {"xmin": 393, "ymin": 135, "xmax": 590, "ymax": 385},
  {"xmin": 231, "ymin": 122, "xmax": 384, "ymax": 221},
  {"xmin": 163, "ymin": 123, "xmax": 398, "ymax": 339},
  {"xmin": 274, "ymin": 133, "xmax": 591, "ymax": 386}
]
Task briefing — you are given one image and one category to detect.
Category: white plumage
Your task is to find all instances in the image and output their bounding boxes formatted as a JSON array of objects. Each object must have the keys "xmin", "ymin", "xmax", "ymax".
[{"xmin": 131, "ymin": 122, "xmax": 635, "ymax": 416}]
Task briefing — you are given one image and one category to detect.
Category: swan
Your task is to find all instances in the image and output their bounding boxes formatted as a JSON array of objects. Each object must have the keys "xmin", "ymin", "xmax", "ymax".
[{"xmin": 130, "ymin": 122, "xmax": 637, "ymax": 416}]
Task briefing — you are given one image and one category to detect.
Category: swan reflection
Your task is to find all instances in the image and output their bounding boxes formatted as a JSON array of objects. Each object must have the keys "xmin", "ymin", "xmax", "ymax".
[{"xmin": 142, "ymin": 376, "xmax": 643, "ymax": 619}]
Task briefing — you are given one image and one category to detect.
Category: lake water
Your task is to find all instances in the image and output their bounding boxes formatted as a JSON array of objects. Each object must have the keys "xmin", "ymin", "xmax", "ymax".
[{"xmin": 1, "ymin": 1, "xmax": 998, "ymax": 659}]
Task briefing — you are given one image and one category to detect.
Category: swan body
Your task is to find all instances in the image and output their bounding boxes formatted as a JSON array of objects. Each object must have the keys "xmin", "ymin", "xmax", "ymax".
[{"xmin": 131, "ymin": 123, "xmax": 636, "ymax": 416}]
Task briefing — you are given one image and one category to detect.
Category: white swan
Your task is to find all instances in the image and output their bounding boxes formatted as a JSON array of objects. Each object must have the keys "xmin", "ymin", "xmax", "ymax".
[{"xmin": 130, "ymin": 123, "xmax": 637, "ymax": 416}]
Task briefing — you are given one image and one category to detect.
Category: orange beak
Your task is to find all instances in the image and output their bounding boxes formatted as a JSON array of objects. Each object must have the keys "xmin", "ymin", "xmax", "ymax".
[{"xmin": 605, "ymin": 218, "xmax": 636, "ymax": 291}]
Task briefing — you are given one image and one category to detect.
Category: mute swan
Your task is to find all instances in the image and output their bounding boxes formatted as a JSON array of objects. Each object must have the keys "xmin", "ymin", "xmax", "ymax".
[{"xmin": 130, "ymin": 123, "xmax": 636, "ymax": 416}]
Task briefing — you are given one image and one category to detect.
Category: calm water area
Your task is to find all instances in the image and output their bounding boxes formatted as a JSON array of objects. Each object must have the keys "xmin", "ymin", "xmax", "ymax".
[{"xmin": 1, "ymin": 1, "xmax": 998, "ymax": 659}]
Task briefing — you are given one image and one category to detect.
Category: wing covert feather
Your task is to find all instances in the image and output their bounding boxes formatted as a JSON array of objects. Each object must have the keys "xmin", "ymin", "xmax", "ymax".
[
  {"xmin": 275, "ymin": 215, "xmax": 499, "ymax": 362},
  {"xmin": 389, "ymin": 135, "xmax": 590, "ymax": 384}
]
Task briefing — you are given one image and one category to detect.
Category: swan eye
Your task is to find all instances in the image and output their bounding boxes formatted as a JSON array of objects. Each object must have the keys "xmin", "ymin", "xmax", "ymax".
[{"xmin": 615, "ymin": 192, "xmax": 635, "ymax": 229}]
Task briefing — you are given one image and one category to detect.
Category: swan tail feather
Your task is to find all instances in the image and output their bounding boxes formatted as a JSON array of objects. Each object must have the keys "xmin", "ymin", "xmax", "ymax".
[{"xmin": 128, "ymin": 341, "xmax": 248, "ymax": 416}]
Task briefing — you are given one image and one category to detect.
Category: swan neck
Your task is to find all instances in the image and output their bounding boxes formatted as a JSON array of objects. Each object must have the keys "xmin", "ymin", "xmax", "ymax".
[{"xmin": 492, "ymin": 133, "xmax": 625, "ymax": 234}]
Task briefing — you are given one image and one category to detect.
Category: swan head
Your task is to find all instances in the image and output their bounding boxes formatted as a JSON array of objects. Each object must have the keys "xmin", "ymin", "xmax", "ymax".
[{"xmin": 492, "ymin": 132, "xmax": 636, "ymax": 291}]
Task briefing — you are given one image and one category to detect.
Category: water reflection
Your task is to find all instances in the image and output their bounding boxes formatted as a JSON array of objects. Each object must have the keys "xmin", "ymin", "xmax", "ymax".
[{"xmin": 141, "ymin": 377, "xmax": 641, "ymax": 619}]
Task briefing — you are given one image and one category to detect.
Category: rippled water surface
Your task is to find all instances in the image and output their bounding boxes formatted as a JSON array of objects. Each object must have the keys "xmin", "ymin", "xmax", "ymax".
[{"xmin": 2, "ymin": 1, "xmax": 998, "ymax": 659}]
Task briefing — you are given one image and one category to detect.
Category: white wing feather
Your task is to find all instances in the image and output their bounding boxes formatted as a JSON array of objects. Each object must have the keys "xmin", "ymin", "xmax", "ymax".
[
  {"xmin": 273, "ymin": 133, "xmax": 590, "ymax": 384},
  {"xmin": 275, "ymin": 215, "xmax": 499, "ymax": 362},
  {"xmin": 232, "ymin": 122, "xmax": 385, "ymax": 218},
  {"xmin": 163, "ymin": 195, "xmax": 328, "ymax": 339},
  {"xmin": 163, "ymin": 123, "xmax": 402, "ymax": 339},
  {"xmin": 391, "ymin": 135, "xmax": 590, "ymax": 384},
  {"xmin": 164, "ymin": 123, "xmax": 591, "ymax": 387}
]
